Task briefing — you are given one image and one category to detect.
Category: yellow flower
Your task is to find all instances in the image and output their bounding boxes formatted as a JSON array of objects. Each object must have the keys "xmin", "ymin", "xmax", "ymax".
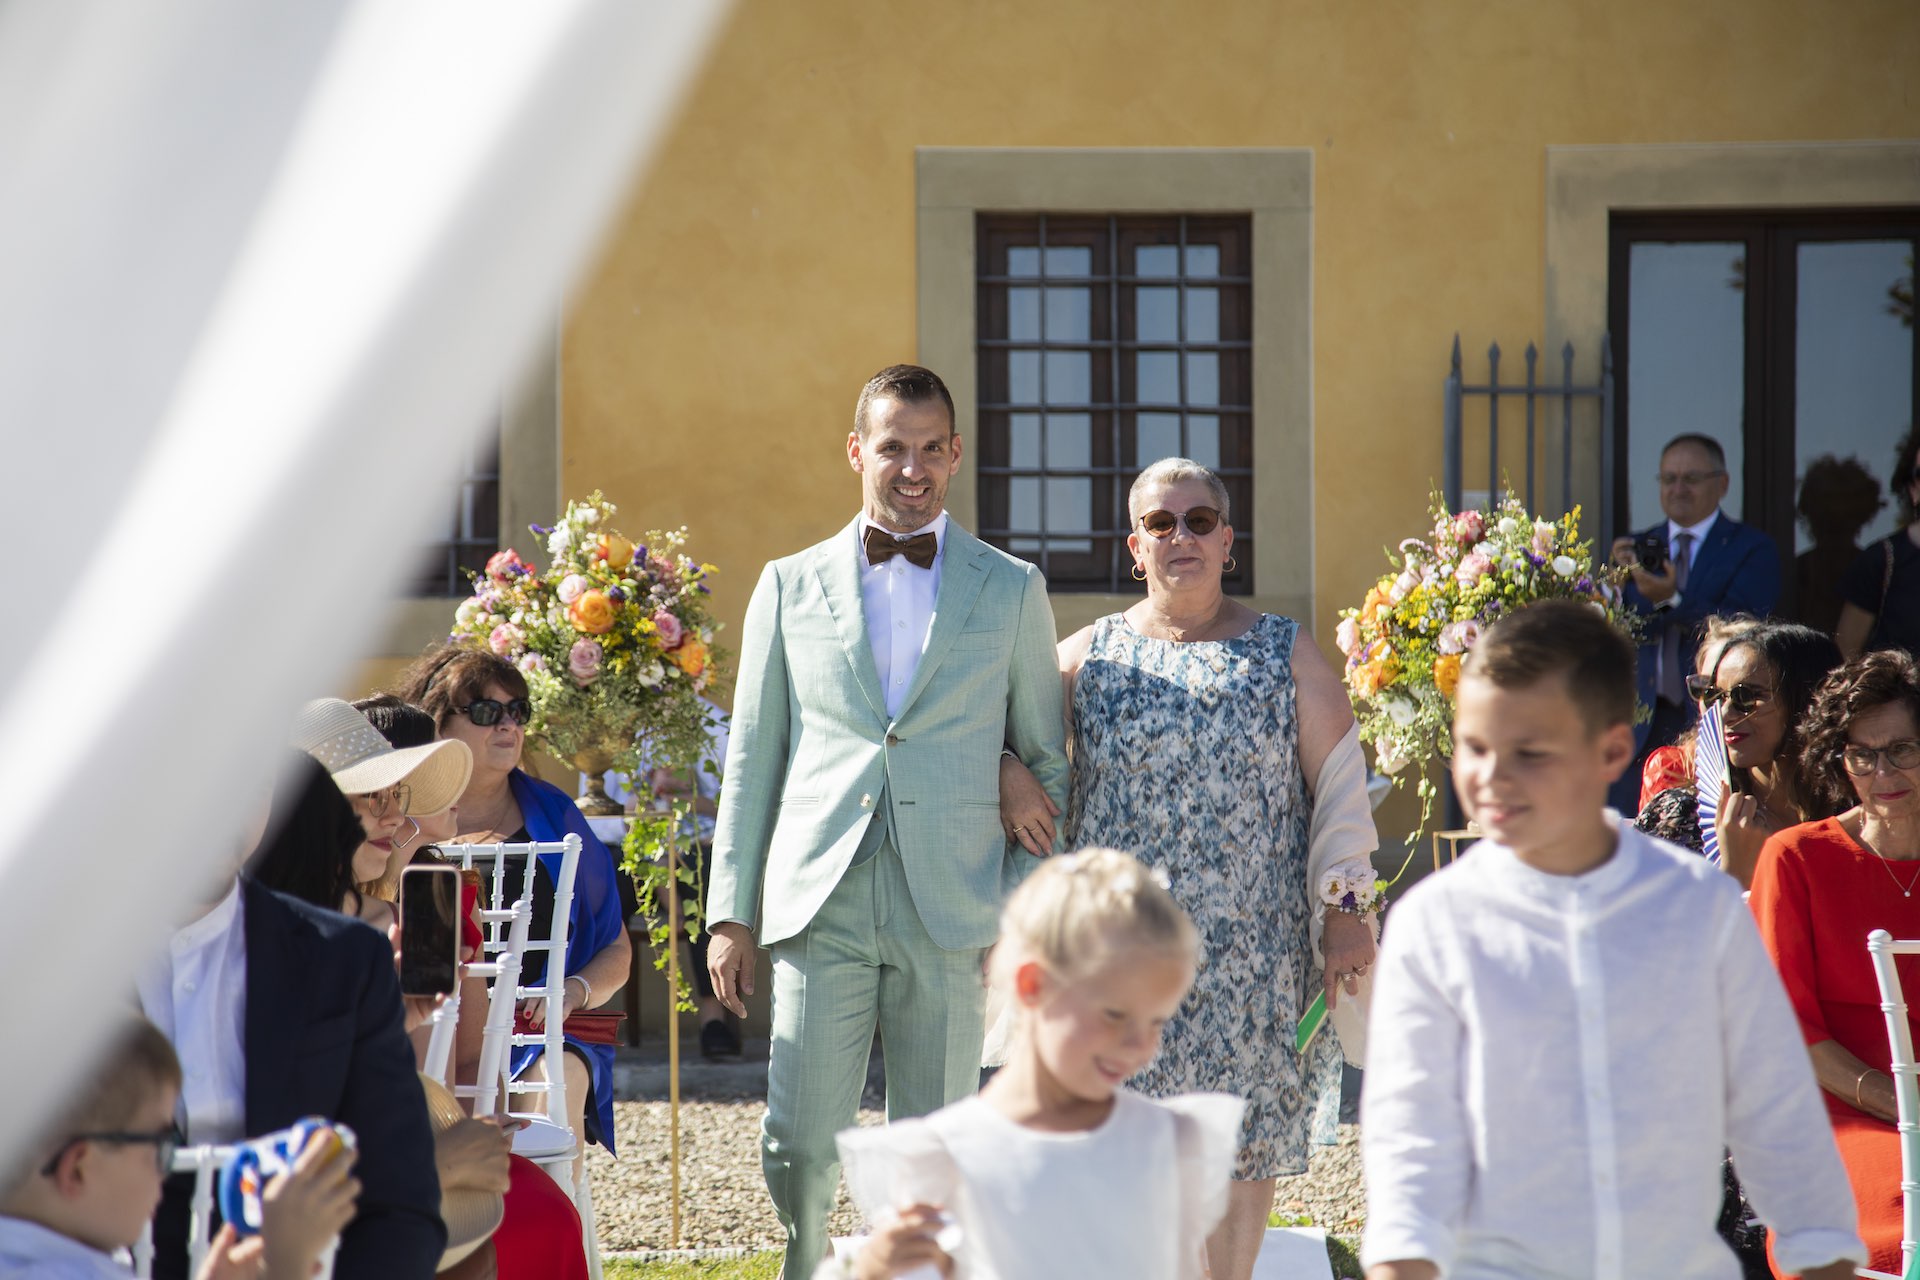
[
  {"xmin": 1433, "ymin": 653, "xmax": 1463, "ymax": 699},
  {"xmin": 596, "ymin": 534, "xmax": 635, "ymax": 570}
]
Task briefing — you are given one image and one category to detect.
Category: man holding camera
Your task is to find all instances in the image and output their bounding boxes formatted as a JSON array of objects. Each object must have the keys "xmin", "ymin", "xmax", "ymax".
[{"xmin": 1609, "ymin": 432, "xmax": 1781, "ymax": 812}]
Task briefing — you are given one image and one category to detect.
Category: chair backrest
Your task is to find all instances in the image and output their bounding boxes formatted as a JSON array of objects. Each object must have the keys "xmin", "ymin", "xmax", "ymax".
[
  {"xmin": 1866, "ymin": 929, "xmax": 1920, "ymax": 1278},
  {"xmin": 444, "ymin": 836, "xmax": 580, "ymax": 1118},
  {"xmin": 130, "ymin": 1144, "xmax": 232, "ymax": 1278}
]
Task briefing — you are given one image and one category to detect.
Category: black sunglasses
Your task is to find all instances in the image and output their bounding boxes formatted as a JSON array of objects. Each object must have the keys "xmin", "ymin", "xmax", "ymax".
[
  {"xmin": 41, "ymin": 1120, "xmax": 186, "ymax": 1177},
  {"xmin": 1685, "ymin": 676, "xmax": 1775, "ymax": 717},
  {"xmin": 458, "ymin": 698, "xmax": 531, "ymax": 727},
  {"xmin": 1137, "ymin": 506, "xmax": 1223, "ymax": 539}
]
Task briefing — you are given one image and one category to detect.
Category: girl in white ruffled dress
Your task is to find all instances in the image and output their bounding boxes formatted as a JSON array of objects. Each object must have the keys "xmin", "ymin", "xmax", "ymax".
[{"xmin": 824, "ymin": 847, "xmax": 1244, "ymax": 1280}]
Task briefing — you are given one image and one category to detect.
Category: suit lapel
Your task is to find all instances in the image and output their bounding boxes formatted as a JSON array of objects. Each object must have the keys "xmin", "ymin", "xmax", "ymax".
[
  {"xmin": 896, "ymin": 525, "xmax": 991, "ymax": 719},
  {"xmin": 1686, "ymin": 515, "xmax": 1738, "ymax": 594},
  {"xmin": 241, "ymin": 882, "xmax": 298, "ymax": 1133},
  {"xmin": 814, "ymin": 519, "xmax": 890, "ymax": 724}
]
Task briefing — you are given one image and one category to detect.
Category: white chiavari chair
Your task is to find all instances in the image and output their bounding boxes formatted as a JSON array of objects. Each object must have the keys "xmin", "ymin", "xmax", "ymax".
[
  {"xmin": 445, "ymin": 835, "xmax": 600, "ymax": 1276},
  {"xmin": 1864, "ymin": 929, "xmax": 1920, "ymax": 1280}
]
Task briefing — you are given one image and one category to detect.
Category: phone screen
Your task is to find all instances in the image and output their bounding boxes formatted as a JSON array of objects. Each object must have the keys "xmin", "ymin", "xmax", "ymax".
[{"xmin": 399, "ymin": 865, "xmax": 460, "ymax": 997}]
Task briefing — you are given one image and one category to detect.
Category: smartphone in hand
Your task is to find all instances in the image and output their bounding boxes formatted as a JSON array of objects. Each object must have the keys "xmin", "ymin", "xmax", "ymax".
[{"xmin": 398, "ymin": 864, "xmax": 460, "ymax": 997}]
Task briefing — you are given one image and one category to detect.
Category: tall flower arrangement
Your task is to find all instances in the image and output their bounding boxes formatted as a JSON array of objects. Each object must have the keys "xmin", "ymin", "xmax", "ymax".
[
  {"xmin": 1336, "ymin": 492, "xmax": 1637, "ymax": 836},
  {"xmin": 447, "ymin": 491, "xmax": 722, "ymax": 779}
]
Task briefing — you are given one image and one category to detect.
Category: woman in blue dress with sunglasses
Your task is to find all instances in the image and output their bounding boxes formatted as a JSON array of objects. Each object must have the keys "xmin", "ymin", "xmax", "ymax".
[
  {"xmin": 997, "ymin": 458, "xmax": 1380, "ymax": 1280},
  {"xmin": 397, "ymin": 648, "xmax": 635, "ymax": 1185}
]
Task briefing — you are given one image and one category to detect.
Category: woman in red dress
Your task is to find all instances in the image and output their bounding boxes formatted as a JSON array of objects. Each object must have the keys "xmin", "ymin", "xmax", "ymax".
[{"xmin": 1750, "ymin": 649, "xmax": 1920, "ymax": 1276}]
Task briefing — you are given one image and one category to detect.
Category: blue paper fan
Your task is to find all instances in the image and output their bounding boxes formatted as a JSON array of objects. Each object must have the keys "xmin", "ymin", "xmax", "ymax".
[{"xmin": 1694, "ymin": 702, "xmax": 1728, "ymax": 864}]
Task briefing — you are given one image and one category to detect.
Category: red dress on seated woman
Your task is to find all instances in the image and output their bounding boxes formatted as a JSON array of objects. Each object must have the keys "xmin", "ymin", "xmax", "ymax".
[{"xmin": 1750, "ymin": 818, "xmax": 1920, "ymax": 1277}]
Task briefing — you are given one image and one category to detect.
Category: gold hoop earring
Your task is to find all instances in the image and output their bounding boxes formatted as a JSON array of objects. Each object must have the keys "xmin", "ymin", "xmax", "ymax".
[
  {"xmin": 1223, "ymin": 555, "xmax": 1238, "ymax": 573},
  {"xmin": 1131, "ymin": 563, "xmax": 1147, "ymax": 581}
]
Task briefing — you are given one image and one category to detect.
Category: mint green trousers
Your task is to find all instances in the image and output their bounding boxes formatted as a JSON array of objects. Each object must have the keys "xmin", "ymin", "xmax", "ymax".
[{"xmin": 761, "ymin": 838, "xmax": 987, "ymax": 1276}]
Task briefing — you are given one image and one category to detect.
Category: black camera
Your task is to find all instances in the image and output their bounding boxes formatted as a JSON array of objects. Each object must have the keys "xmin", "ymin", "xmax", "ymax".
[{"xmin": 1635, "ymin": 531, "xmax": 1669, "ymax": 573}]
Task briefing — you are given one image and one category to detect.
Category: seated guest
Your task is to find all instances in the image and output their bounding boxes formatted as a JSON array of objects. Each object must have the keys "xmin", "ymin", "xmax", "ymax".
[
  {"xmin": 1751, "ymin": 649, "xmax": 1920, "ymax": 1277},
  {"xmin": 0, "ymin": 1015, "xmax": 357, "ymax": 1280},
  {"xmin": 395, "ymin": 648, "xmax": 634, "ymax": 1184},
  {"xmin": 1837, "ymin": 430, "xmax": 1920, "ymax": 660},
  {"xmin": 140, "ymin": 775, "xmax": 445, "ymax": 1278},
  {"xmin": 1637, "ymin": 614, "xmax": 1759, "ymax": 810},
  {"xmin": 287, "ymin": 698, "xmax": 473, "ymax": 933},
  {"xmin": 1635, "ymin": 620, "xmax": 1842, "ymax": 888}
]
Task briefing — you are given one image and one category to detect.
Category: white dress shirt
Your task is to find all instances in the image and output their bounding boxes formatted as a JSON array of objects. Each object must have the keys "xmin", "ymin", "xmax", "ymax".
[
  {"xmin": 1360, "ymin": 821, "xmax": 1862, "ymax": 1280},
  {"xmin": 136, "ymin": 879, "xmax": 248, "ymax": 1144},
  {"xmin": 857, "ymin": 512, "xmax": 947, "ymax": 719},
  {"xmin": 0, "ymin": 1216, "xmax": 132, "ymax": 1279}
]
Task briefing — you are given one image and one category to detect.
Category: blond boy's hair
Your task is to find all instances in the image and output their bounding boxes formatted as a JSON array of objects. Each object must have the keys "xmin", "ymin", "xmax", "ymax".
[{"xmin": 992, "ymin": 847, "xmax": 1199, "ymax": 988}]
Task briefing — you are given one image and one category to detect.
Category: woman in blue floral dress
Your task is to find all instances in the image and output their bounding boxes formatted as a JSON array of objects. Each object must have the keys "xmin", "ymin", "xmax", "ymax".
[{"xmin": 998, "ymin": 459, "xmax": 1380, "ymax": 1280}]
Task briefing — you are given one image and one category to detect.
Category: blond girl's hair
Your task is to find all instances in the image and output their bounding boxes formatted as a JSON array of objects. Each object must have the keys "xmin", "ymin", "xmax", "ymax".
[{"xmin": 993, "ymin": 847, "xmax": 1199, "ymax": 988}]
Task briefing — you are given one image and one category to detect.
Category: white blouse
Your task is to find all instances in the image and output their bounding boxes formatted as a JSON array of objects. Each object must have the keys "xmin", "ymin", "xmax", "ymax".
[
  {"xmin": 835, "ymin": 1088, "xmax": 1243, "ymax": 1280},
  {"xmin": 1360, "ymin": 821, "xmax": 1863, "ymax": 1280}
]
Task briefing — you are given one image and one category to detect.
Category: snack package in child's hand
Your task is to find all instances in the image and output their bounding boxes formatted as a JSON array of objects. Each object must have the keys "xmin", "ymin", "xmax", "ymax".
[{"xmin": 218, "ymin": 1118, "xmax": 356, "ymax": 1236}]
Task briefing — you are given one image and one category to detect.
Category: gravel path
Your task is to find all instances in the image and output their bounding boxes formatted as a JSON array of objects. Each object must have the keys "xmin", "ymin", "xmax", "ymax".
[{"xmin": 587, "ymin": 1041, "xmax": 1367, "ymax": 1252}]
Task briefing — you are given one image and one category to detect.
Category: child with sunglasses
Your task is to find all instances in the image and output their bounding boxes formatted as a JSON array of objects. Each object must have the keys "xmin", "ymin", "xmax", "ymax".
[{"xmin": 0, "ymin": 1015, "xmax": 357, "ymax": 1279}]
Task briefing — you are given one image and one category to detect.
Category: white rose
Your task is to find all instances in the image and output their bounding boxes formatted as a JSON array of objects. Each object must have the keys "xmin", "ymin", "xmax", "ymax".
[
  {"xmin": 1318, "ymin": 868, "xmax": 1350, "ymax": 902},
  {"xmin": 454, "ymin": 598, "xmax": 483, "ymax": 626},
  {"xmin": 636, "ymin": 661, "xmax": 667, "ymax": 689},
  {"xmin": 1376, "ymin": 738, "xmax": 1410, "ymax": 775},
  {"xmin": 1386, "ymin": 694, "xmax": 1417, "ymax": 726},
  {"xmin": 1390, "ymin": 569, "xmax": 1419, "ymax": 603},
  {"xmin": 1551, "ymin": 555, "xmax": 1577, "ymax": 577},
  {"xmin": 1497, "ymin": 517, "xmax": 1519, "ymax": 537}
]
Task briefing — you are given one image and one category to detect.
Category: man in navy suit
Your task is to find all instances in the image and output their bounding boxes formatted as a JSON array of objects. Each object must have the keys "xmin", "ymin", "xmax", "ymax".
[
  {"xmin": 142, "ymin": 816, "xmax": 443, "ymax": 1279},
  {"xmin": 1608, "ymin": 432, "xmax": 1782, "ymax": 812}
]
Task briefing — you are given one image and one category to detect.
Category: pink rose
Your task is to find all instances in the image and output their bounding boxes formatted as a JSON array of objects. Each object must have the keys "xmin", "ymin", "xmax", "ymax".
[
  {"xmin": 1455, "ymin": 552, "xmax": 1493, "ymax": 586},
  {"xmin": 1531, "ymin": 520, "xmax": 1556, "ymax": 557},
  {"xmin": 557, "ymin": 574, "xmax": 590, "ymax": 605},
  {"xmin": 1437, "ymin": 619, "xmax": 1481, "ymax": 655},
  {"xmin": 652, "ymin": 609, "xmax": 685, "ymax": 649},
  {"xmin": 516, "ymin": 652, "xmax": 548, "ymax": 675},
  {"xmin": 1335, "ymin": 616, "xmax": 1359, "ymax": 658},
  {"xmin": 487, "ymin": 623, "xmax": 525, "ymax": 657},
  {"xmin": 568, "ymin": 638, "xmax": 603, "ymax": 685},
  {"xmin": 1452, "ymin": 511, "xmax": 1485, "ymax": 546},
  {"xmin": 485, "ymin": 549, "xmax": 529, "ymax": 583}
]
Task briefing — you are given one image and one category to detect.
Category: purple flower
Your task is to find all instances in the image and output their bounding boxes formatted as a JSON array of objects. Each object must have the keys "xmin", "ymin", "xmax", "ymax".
[
  {"xmin": 608, "ymin": 586, "xmax": 628, "ymax": 605},
  {"xmin": 1340, "ymin": 890, "xmax": 1357, "ymax": 910}
]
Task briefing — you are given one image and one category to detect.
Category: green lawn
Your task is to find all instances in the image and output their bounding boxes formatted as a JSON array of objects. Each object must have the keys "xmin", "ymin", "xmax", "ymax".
[{"xmin": 603, "ymin": 1237, "xmax": 1361, "ymax": 1278}]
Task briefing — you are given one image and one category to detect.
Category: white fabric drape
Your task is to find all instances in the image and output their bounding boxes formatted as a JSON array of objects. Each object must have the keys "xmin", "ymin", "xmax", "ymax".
[{"xmin": 0, "ymin": 0, "xmax": 727, "ymax": 1172}]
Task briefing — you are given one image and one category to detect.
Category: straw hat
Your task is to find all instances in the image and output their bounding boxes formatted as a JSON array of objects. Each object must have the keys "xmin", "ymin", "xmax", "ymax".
[
  {"xmin": 417, "ymin": 1073, "xmax": 506, "ymax": 1270},
  {"xmin": 291, "ymin": 698, "xmax": 472, "ymax": 816}
]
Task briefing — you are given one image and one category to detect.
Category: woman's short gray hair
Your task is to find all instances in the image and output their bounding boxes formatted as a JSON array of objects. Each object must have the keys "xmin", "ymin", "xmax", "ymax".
[{"xmin": 1127, "ymin": 458, "xmax": 1230, "ymax": 526}]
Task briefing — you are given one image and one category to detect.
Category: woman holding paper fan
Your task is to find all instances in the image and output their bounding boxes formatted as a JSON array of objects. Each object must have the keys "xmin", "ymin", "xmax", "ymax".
[
  {"xmin": 1750, "ymin": 649, "xmax": 1920, "ymax": 1277},
  {"xmin": 994, "ymin": 458, "xmax": 1380, "ymax": 1280},
  {"xmin": 1633, "ymin": 621, "xmax": 1841, "ymax": 887}
]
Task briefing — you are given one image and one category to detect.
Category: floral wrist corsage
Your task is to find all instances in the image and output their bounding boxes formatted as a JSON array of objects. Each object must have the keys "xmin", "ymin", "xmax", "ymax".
[{"xmin": 1318, "ymin": 858, "xmax": 1384, "ymax": 918}]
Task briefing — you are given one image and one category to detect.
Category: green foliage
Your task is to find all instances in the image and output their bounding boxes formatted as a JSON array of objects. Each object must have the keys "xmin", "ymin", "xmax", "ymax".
[{"xmin": 622, "ymin": 793, "xmax": 706, "ymax": 1009}]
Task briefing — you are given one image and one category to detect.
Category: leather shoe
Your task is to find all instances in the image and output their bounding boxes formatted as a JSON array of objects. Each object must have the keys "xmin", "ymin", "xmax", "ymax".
[{"xmin": 699, "ymin": 1017, "xmax": 742, "ymax": 1062}]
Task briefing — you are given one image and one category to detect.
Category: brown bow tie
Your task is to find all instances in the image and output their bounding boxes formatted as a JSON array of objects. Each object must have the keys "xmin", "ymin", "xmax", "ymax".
[{"xmin": 864, "ymin": 525, "xmax": 938, "ymax": 570}]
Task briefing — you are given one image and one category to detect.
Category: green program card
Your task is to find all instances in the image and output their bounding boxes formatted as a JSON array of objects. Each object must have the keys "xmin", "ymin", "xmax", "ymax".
[{"xmin": 1296, "ymin": 990, "xmax": 1327, "ymax": 1055}]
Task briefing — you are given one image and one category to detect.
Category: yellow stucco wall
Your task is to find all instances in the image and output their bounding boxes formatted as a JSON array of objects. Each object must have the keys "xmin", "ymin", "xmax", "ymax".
[{"xmin": 551, "ymin": 0, "xmax": 1919, "ymax": 846}]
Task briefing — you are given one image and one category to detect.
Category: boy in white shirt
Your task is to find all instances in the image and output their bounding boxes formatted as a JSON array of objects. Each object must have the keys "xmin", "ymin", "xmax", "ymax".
[
  {"xmin": 0, "ymin": 1015, "xmax": 357, "ymax": 1280},
  {"xmin": 1361, "ymin": 600, "xmax": 1862, "ymax": 1280}
]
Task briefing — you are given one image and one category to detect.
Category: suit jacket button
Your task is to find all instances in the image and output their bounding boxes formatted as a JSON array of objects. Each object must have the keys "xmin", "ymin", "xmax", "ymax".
[{"xmin": 886, "ymin": 735, "xmax": 900, "ymax": 747}]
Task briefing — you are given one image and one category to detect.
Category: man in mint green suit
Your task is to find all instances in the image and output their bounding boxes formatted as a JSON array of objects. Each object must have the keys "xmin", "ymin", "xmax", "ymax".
[{"xmin": 707, "ymin": 364, "xmax": 1069, "ymax": 1274}]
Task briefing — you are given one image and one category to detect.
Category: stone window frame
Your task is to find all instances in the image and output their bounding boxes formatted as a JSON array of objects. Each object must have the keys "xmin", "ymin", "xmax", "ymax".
[{"xmin": 916, "ymin": 147, "xmax": 1315, "ymax": 633}]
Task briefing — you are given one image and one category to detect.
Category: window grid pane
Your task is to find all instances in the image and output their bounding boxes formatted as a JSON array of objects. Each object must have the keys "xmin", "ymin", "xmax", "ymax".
[
  {"xmin": 976, "ymin": 214, "xmax": 1252, "ymax": 593},
  {"xmin": 408, "ymin": 425, "xmax": 501, "ymax": 597}
]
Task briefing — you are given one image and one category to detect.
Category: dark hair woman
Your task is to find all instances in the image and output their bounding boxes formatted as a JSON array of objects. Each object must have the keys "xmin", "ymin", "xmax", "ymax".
[
  {"xmin": 1634, "ymin": 620, "xmax": 1843, "ymax": 889},
  {"xmin": 393, "ymin": 646, "xmax": 635, "ymax": 1185},
  {"xmin": 1750, "ymin": 650, "xmax": 1920, "ymax": 1274},
  {"xmin": 249, "ymin": 751, "xmax": 366, "ymax": 916}
]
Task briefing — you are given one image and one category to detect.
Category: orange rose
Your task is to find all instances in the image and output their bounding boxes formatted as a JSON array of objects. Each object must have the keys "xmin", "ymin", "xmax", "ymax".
[
  {"xmin": 1433, "ymin": 653, "xmax": 1463, "ymax": 698},
  {"xmin": 1362, "ymin": 582, "xmax": 1393, "ymax": 627},
  {"xmin": 669, "ymin": 636, "xmax": 708, "ymax": 678},
  {"xmin": 1350, "ymin": 647, "xmax": 1399, "ymax": 699},
  {"xmin": 596, "ymin": 534, "xmax": 635, "ymax": 571},
  {"xmin": 568, "ymin": 589, "xmax": 616, "ymax": 635}
]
